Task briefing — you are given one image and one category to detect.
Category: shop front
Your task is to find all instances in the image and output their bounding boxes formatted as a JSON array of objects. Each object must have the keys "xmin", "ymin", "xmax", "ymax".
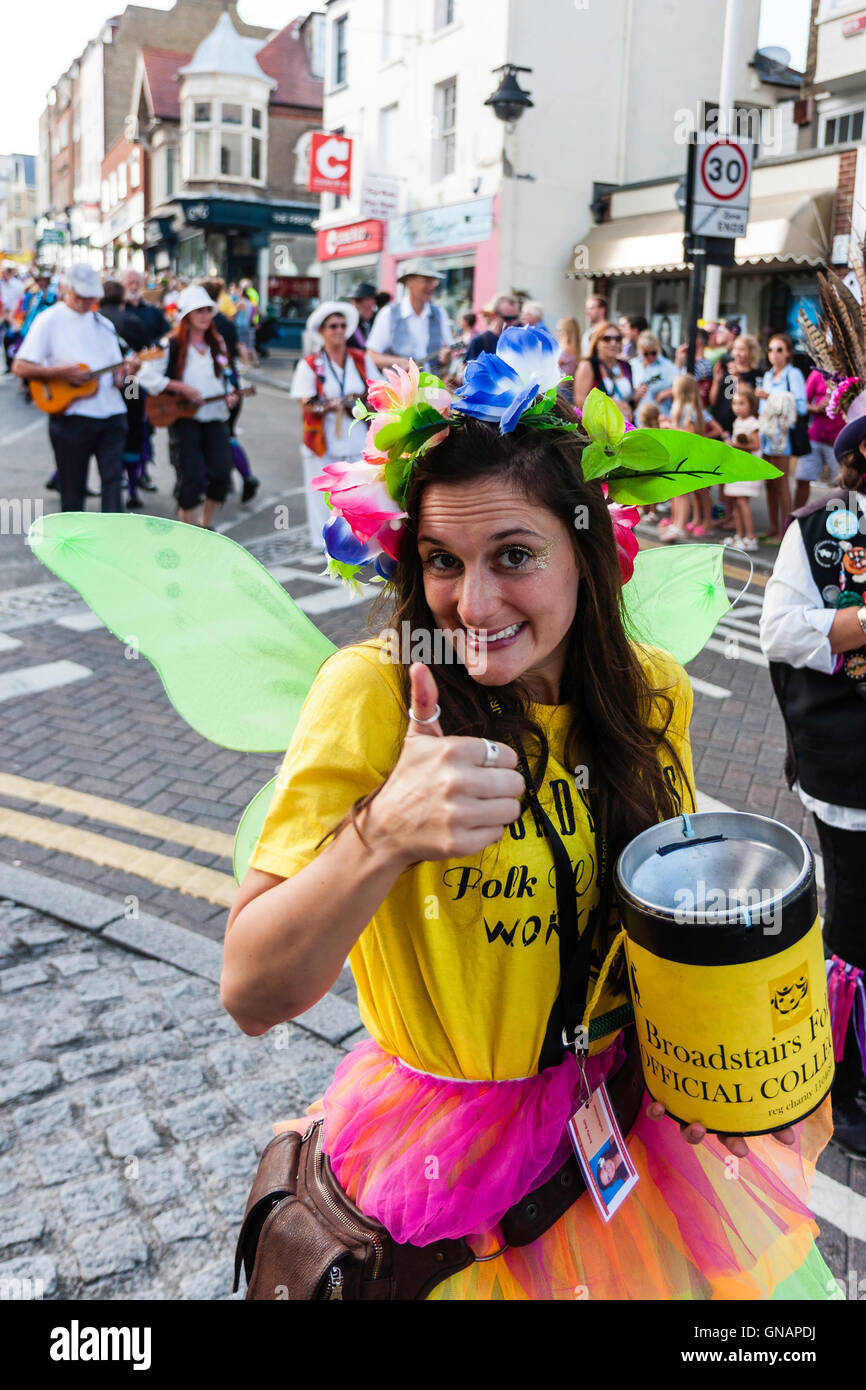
[
  {"xmin": 144, "ymin": 196, "xmax": 318, "ymax": 316},
  {"xmin": 380, "ymin": 196, "xmax": 499, "ymax": 321},
  {"xmin": 570, "ymin": 170, "xmax": 834, "ymax": 354},
  {"xmin": 315, "ymin": 218, "xmax": 384, "ymax": 300}
]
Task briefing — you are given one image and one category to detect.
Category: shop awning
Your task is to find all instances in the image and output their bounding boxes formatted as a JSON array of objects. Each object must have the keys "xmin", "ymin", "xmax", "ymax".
[{"xmin": 570, "ymin": 190, "xmax": 834, "ymax": 278}]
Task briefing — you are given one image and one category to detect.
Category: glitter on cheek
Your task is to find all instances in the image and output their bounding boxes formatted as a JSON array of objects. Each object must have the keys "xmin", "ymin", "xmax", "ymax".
[{"xmin": 533, "ymin": 542, "xmax": 555, "ymax": 571}]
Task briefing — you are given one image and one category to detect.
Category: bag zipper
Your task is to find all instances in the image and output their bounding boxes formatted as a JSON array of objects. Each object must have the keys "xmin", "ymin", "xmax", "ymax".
[
  {"xmin": 324, "ymin": 1265, "xmax": 344, "ymax": 1300},
  {"xmin": 311, "ymin": 1125, "xmax": 385, "ymax": 1281}
]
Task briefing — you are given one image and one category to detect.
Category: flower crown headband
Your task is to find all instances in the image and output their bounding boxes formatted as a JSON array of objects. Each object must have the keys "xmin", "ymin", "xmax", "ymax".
[{"xmin": 312, "ymin": 324, "xmax": 774, "ymax": 589}]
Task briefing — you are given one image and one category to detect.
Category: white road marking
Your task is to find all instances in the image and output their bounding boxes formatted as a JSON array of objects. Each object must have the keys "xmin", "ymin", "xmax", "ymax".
[
  {"xmin": 715, "ymin": 614, "xmax": 765, "ymax": 639},
  {"xmin": 0, "ymin": 418, "xmax": 44, "ymax": 449},
  {"xmin": 54, "ymin": 611, "xmax": 104, "ymax": 632},
  {"xmin": 689, "ymin": 677, "xmax": 731, "ymax": 700},
  {"xmin": 0, "ymin": 660, "xmax": 91, "ymax": 702},
  {"xmin": 809, "ymin": 1170, "xmax": 866, "ymax": 1242},
  {"xmin": 267, "ymin": 564, "xmax": 331, "ymax": 586},
  {"xmin": 295, "ymin": 585, "xmax": 376, "ymax": 615},
  {"xmin": 704, "ymin": 637, "xmax": 769, "ymax": 668},
  {"xmin": 714, "ymin": 621, "xmax": 765, "ymax": 650},
  {"xmin": 0, "ymin": 632, "xmax": 22, "ymax": 652}
]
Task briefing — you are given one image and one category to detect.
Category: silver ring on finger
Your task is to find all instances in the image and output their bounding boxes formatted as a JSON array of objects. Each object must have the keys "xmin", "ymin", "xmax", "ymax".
[
  {"xmin": 409, "ymin": 703, "xmax": 441, "ymax": 725},
  {"xmin": 482, "ymin": 739, "xmax": 500, "ymax": 768}
]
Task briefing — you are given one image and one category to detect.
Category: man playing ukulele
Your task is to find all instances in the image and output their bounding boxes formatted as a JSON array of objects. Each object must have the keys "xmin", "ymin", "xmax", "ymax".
[{"xmin": 12, "ymin": 263, "xmax": 140, "ymax": 513}]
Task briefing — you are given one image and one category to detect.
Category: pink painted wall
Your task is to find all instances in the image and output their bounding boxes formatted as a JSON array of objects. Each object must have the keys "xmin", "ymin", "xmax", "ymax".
[{"xmin": 379, "ymin": 192, "xmax": 500, "ymax": 311}]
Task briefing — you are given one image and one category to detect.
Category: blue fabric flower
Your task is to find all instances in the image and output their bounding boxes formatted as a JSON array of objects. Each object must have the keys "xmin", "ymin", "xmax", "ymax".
[
  {"xmin": 453, "ymin": 325, "xmax": 563, "ymax": 433},
  {"xmin": 323, "ymin": 514, "xmax": 375, "ymax": 565}
]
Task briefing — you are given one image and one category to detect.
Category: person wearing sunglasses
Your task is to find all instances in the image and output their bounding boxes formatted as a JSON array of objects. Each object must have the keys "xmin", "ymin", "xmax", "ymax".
[
  {"xmin": 464, "ymin": 294, "xmax": 521, "ymax": 363},
  {"xmin": 573, "ymin": 321, "xmax": 634, "ymax": 420},
  {"xmin": 630, "ymin": 330, "xmax": 678, "ymax": 418}
]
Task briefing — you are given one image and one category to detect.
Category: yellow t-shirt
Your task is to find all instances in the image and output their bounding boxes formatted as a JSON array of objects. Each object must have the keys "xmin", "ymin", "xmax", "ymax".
[{"xmin": 250, "ymin": 640, "xmax": 696, "ymax": 1081}]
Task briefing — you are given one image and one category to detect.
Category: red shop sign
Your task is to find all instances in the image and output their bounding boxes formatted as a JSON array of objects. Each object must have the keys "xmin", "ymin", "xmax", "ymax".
[
  {"xmin": 316, "ymin": 219, "xmax": 384, "ymax": 261},
  {"xmin": 308, "ymin": 132, "xmax": 353, "ymax": 197}
]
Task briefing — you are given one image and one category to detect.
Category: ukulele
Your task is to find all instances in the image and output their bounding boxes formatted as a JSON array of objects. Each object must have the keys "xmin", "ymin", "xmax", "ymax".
[
  {"xmin": 145, "ymin": 385, "xmax": 257, "ymax": 428},
  {"xmin": 30, "ymin": 348, "xmax": 163, "ymax": 415}
]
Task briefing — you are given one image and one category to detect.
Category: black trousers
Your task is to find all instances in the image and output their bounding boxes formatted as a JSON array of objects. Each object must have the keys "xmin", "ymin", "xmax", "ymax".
[
  {"xmin": 169, "ymin": 418, "xmax": 232, "ymax": 511},
  {"xmin": 47, "ymin": 412, "xmax": 127, "ymax": 513},
  {"xmin": 813, "ymin": 814, "xmax": 866, "ymax": 1102}
]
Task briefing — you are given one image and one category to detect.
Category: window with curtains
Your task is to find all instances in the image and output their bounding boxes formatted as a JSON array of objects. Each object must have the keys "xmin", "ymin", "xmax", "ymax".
[{"xmin": 183, "ymin": 100, "xmax": 267, "ymax": 184}]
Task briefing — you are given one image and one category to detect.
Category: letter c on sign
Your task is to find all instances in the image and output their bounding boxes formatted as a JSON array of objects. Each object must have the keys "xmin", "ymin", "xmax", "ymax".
[{"xmin": 316, "ymin": 137, "xmax": 350, "ymax": 182}]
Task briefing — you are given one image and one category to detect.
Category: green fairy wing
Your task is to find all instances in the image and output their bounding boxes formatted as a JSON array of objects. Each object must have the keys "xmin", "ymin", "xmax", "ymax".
[
  {"xmin": 621, "ymin": 544, "xmax": 731, "ymax": 665},
  {"xmin": 28, "ymin": 513, "xmax": 336, "ymax": 752},
  {"xmin": 233, "ymin": 776, "xmax": 279, "ymax": 884}
]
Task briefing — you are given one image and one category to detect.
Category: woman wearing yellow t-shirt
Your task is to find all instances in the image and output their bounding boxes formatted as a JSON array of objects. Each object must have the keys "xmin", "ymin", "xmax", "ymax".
[{"xmin": 222, "ymin": 330, "xmax": 835, "ymax": 1301}]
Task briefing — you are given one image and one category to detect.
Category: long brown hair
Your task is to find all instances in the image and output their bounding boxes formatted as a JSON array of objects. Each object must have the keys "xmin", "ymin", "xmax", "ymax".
[
  {"xmin": 169, "ymin": 312, "xmax": 226, "ymax": 380},
  {"xmin": 340, "ymin": 405, "xmax": 693, "ymax": 875}
]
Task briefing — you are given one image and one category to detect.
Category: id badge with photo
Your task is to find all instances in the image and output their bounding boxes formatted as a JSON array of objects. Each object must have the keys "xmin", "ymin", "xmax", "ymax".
[{"xmin": 567, "ymin": 1080, "xmax": 639, "ymax": 1224}]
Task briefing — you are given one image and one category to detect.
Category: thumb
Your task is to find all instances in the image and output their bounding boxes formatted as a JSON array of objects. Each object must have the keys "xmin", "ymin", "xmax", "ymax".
[{"xmin": 406, "ymin": 662, "xmax": 443, "ymax": 739}]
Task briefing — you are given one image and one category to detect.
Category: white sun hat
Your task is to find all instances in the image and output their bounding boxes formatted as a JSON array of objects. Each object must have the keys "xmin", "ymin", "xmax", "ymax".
[
  {"xmin": 305, "ymin": 299, "xmax": 360, "ymax": 341},
  {"xmin": 176, "ymin": 285, "xmax": 219, "ymax": 320}
]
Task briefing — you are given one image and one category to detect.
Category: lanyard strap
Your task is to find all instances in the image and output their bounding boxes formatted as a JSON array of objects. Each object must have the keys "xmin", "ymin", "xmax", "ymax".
[{"xmin": 511, "ymin": 731, "xmax": 610, "ymax": 1071}]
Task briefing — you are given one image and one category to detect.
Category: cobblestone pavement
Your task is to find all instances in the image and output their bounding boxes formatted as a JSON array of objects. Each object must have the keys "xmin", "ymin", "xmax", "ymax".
[{"xmin": 0, "ymin": 897, "xmax": 363, "ymax": 1301}]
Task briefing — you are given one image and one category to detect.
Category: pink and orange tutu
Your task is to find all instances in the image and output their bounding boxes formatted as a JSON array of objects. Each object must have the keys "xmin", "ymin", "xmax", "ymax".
[{"xmin": 320, "ymin": 1036, "xmax": 840, "ymax": 1301}]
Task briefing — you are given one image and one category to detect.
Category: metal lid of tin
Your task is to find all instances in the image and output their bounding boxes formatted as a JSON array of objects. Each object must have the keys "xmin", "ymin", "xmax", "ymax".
[{"xmin": 615, "ymin": 811, "xmax": 813, "ymax": 928}]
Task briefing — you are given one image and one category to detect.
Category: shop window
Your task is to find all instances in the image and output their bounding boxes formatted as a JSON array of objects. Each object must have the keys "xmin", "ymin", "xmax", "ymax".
[
  {"xmin": 220, "ymin": 133, "xmax": 243, "ymax": 178},
  {"xmin": 333, "ymin": 14, "xmax": 348, "ymax": 87},
  {"xmin": 434, "ymin": 78, "xmax": 457, "ymax": 180},
  {"xmin": 222, "ymin": 103, "xmax": 243, "ymax": 126}
]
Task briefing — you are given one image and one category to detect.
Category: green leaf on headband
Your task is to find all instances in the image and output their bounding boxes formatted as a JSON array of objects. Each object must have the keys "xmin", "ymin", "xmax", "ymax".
[
  {"xmin": 384, "ymin": 456, "xmax": 406, "ymax": 502},
  {"xmin": 418, "ymin": 371, "xmax": 446, "ymax": 390},
  {"xmin": 582, "ymin": 388, "xmax": 626, "ymax": 448},
  {"xmin": 603, "ymin": 431, "xmax": 783, "ymax": 505},
  {"xmin": 579, "ymin": 440, "xmax": 622, "ymax": 482}
]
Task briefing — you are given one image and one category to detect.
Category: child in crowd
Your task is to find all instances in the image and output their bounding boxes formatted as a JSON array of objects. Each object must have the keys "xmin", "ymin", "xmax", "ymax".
[
  {"xmin": 723, "ymin": 385, "xmax": 761, "ymax": 552},
  {"xmin": 661, "ymin": 375, "xmax": 711, "ymax": 541},
  {"xmin": 636, "ymin": 400, "xmax": 661, "ymax": 430}
]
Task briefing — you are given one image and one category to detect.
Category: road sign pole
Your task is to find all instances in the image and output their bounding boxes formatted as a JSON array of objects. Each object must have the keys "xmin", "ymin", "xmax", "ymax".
[{"xmin": 687, "ymin": 239, "xmax": 707, "ymax": 377}]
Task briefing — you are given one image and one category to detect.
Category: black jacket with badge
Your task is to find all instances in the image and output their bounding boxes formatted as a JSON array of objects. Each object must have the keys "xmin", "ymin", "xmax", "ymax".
[{"xmin": 769, "ymin": 489, "xmax": 866, "ymax": 809}]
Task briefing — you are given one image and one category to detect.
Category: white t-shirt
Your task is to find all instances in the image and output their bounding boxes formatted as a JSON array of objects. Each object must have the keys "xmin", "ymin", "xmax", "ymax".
[
  {"xmin": 138, "ymin": 340, "xmax": 231, "ymax": 423},
  {"xmin": 1, "ymin": 277, "xmax": 22, "ymax": 314},
  {"xmin": 291, "ymin": 351, "xmax": 373, "ymax": 459},
  {"xmin": 16, "ymin": 302, "xmax": 127, "ymax": 419},
  {"xmin": 365, "ymin": 297, "xmax": 453, "ymax": 363}
]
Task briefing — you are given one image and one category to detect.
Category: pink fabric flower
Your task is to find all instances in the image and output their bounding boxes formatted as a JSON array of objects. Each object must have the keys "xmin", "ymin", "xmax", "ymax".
[
  {"xmin": 366, "ymin": 360, "xmax": 452, "ymax": 456},
  {"xmin": 601, "ymin": 484, "xmax": 640, "ymax": 584},
  {"xmin": 312, "ymin": 457, "xmax": 406, "ymax": 547}
]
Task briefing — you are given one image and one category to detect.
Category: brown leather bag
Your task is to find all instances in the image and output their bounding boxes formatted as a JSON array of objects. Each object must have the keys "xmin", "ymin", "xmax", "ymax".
[
  {"xmin": 233, "ymin": 1027, "xmax": 644, "ymax": 1300},
  {"xmin": 233, "ymin": 1120, "xmax": 474, "ymax": 1300}
]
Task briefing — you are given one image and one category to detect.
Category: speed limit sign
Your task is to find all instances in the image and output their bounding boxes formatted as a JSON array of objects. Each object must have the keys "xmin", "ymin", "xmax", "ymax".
[{"xmin": 690, "ymin": 134, "xmax": 752, "ymax": 239}]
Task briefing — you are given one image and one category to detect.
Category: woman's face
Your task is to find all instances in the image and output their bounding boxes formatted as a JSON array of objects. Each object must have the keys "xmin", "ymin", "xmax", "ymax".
[
  {"xmin": 597, "ymin": 328, "xmax": 623, "ymax": 365},
  {"xmin": 417, "ymin": 477, "xmax": 580, "ymax": 703},
  {"xmin": 598, "ymin": 1155, "xmax": 619, "ymax": 1189},
  {"xmin": 189, "ymin": 307, "xmax": 215, "ymax": 332},
  {"xmin": 768, "ymin": 337, "xmax": 790, "ymax": 367},
  {"xmin": 732, "ymin": 340, "xmax": 750, "ymax": 371}
]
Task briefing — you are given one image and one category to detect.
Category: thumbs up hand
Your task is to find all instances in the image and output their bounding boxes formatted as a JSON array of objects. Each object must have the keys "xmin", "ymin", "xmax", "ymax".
[{"xmin": 367, "ymin": 663, "xmax": 525, "ymax": 867}]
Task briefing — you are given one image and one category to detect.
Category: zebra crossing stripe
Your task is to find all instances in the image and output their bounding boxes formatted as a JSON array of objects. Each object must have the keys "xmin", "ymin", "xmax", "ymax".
[{"xmin": 0, "ymin": 661, "xmax": 91, "ymax": 702}]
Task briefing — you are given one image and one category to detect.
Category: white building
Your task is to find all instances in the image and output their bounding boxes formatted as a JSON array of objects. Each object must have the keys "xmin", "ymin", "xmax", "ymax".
[
  {"xmin": 0, "ymin": 155, "xmax": 37, "ymax": 259},
  {"xmin": 316, "ymin": 0, "xmax": 780, "ymax": 323}
]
